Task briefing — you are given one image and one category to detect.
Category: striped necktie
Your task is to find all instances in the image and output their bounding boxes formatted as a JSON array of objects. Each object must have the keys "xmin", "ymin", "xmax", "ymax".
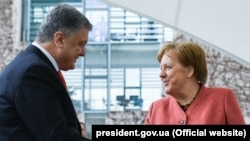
[{"xmin": 57, "ymin": 70, "xmax": 67, "ymax": 88}]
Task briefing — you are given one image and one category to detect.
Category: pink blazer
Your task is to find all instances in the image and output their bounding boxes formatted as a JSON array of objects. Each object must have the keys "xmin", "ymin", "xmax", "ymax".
[{"xmin": 145, "ymin": 86, "xmax": 246, "ymax": 125}]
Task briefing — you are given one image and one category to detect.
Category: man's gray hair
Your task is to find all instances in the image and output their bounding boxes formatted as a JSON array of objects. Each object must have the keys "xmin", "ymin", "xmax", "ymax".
[{"xmin": 36, "ymin": 3, "xmax": 93, "ymax": 42}]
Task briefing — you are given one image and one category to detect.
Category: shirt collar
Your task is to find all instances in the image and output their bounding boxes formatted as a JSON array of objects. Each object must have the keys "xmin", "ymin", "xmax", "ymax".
[{"xmin": 32, "ymin": 42, "xmax": 59, "ymax": 71}]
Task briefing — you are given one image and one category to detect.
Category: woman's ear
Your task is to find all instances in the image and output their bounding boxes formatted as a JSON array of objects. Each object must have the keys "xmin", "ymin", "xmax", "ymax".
[{"xmin": 186, "ymin": 65, "xmax": 194, "ymax": 78}]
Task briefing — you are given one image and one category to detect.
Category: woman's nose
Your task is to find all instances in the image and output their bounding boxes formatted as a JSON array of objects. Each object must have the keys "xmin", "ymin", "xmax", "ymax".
[{"xmin": 159, "ymin": 68, "xmax": 167, "ymax": 78}]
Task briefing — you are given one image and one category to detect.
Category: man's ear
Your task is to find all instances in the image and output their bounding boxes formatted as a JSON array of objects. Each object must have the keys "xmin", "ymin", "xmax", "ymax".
[{"xmin": 54, "ymin": 31, "xmax": 64, "ymax": 48}]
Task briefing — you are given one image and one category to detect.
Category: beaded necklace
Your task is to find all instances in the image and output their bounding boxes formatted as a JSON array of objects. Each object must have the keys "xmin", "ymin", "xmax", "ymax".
[{"xmin": 179, "ymin": 86, "xmax": 201, "ymax": 111}]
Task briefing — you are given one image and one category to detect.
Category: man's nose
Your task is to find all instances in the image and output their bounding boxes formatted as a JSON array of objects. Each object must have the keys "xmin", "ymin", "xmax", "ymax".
[{"xmin": 80, "ymin": 47, "xmax": 85, "ymax": 56}]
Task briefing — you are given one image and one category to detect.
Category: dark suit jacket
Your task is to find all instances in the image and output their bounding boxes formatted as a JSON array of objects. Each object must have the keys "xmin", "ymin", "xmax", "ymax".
[{"xmin": 0, "ymin": 45, "xmax": 91, "ymax": 141}]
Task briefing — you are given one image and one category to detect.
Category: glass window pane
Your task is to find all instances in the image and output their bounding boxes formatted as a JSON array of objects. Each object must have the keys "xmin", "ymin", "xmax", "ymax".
[
  {"xmin": 125, "ymin": 68, "xmax": 140, "ymax": 87},
  {"xmin": 86, "ymin": 0, "xmax": 107, "ymax": 8},
  {"xmin": 85, "ymin": 45, "xmax": 107, "ymax": 67},
  {"xmin": 86, "ymin": 10, "xmax": 108, "ymax": 41},
  {"xmin": 141, "ymin": 88, "xmax": 162, "ymax": 111},
  {"xmin": 84, "ymin": 87, "xmax": 107, "ymax": 110},
  {"xmin": 110, "ymin": 88, "xmax": 124, "ymax": 111}
]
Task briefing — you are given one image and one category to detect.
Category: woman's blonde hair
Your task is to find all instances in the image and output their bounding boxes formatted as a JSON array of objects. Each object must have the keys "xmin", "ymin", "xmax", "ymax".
[{"xmin": 157, "ymin": 42, "xmax": 208, "ymax": 84}]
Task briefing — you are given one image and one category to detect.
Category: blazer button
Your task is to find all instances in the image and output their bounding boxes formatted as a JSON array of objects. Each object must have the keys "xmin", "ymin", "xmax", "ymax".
[{"xmin": 179, "ymin": 120, "xmax": 185, "ymax": 125}]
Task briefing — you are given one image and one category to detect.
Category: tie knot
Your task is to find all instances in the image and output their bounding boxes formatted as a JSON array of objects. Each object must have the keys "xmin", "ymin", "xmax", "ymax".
[{"xmin": 58, "ymin": 70, "xmax": 67, "ymax": 88}]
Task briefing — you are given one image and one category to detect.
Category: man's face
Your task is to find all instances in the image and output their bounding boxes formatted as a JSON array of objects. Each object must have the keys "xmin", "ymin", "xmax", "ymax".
[
  {"xmin": 80, "ymin": 123, "xmax": 87, "ymax": 136},
  {"xmin": 59, "ymin": 28, "xmax": 89, "ymax": 70}
]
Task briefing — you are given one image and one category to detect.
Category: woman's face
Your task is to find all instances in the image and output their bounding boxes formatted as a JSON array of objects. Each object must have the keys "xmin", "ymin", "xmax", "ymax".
[{"xmin": 159, "ymin": 53, "xmax": 190, "ymax": 96}]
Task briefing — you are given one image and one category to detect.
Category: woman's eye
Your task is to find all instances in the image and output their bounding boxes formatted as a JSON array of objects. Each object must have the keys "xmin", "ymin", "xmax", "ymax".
[{"xmin": 166, "ymin": 66, "xmax": 171, "ymax": 70}]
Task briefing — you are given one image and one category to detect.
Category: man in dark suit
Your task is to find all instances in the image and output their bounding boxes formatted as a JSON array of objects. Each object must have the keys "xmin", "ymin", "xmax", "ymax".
[{"xmin": 0, "ymin": 3, "xmax": 92, "ymax": 141}]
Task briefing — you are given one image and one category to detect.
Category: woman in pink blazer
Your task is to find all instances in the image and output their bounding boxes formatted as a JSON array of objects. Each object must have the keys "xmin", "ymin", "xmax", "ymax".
[{"xmin": 144, "ymin": 42, "xmax": 245, "ymax": 125}]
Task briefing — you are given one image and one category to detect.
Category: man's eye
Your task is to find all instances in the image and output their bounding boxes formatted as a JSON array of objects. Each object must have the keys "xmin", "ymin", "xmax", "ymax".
[{"xmin": 80, "ymin": 44, "xmax": 85, "ymax": 48}]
